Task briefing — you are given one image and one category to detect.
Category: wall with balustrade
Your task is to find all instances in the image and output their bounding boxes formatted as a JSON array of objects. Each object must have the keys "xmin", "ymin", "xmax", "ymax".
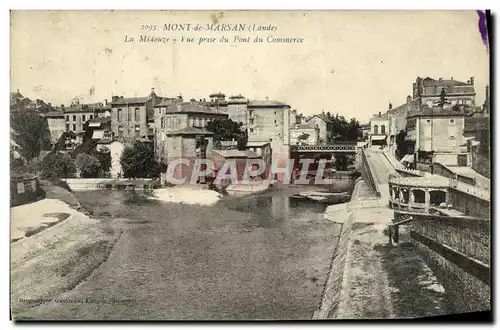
[{"xmin": 359, "ymin": 147, "xmax": 380, "ymax": 197}]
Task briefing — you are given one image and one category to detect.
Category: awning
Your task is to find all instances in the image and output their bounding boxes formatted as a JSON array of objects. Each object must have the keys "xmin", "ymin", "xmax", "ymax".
[
  {"xmin": 370, "ymin": 135, "xmax": 387, "ymax": 141},
  {"xmin": 401, "ymin": 154, "xmax": 414, "ymax": 163},
  {"xmin": 92, "ymin": 130, "xmax": 104, "ymax": 139},
  {"xmin": 88, "ymin": 122, "xmax": 102, "ymax": 128}
]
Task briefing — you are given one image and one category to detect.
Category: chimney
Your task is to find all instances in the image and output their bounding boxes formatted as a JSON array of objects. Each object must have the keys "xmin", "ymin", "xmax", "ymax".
[
  {"xmin": 112, "ymin": 96, "xmax": 119, "ymax": 102},
  {"xmin": 61, "ymin": 104, "xmax": 65, "ymax": 111},
  {"xmin": 439, "ymin": 77, "xmax": 443, "ymax": 82},
  {"xmin": 388, "ymin": 102, "xmax": 393, "ymax": 110},
  {"xmin": 451, "ymin": 76, "xmax": 454, "ymax": 80},
  {"xmin": 470, "ymin": 77, "xmax": 474, "ymax": 85},
  {"xmin": 378, "ymin": 111, "xmax": 381, "ymax": 116},
  {"xmin": 265, "ymin": 96, "xmax": 269, "ymax": 101},
  {"xmin": 104, "ymin": 99, "xmax": 108, "ymax": 106},
  {"xmin": 407, "ymin": 95, "xmax": 412, "ymax": 104}
]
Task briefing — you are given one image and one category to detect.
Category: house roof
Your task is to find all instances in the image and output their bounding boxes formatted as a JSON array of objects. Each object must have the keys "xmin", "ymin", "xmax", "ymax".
[
  {"xmin": 248, "ymin": 100, "xmax": 291, "ymax": 108},
  {"xmin": 371, "ymin": 112, "xmax": 389, "ymax": 120},
  {"xmin": 421, "ymin": 77, "xmax": 469, "ymax": 87},
  {"xmin": 88, "ymin": 116, "xmax": 111, "ymax": 124},
  {"xmin": 307, "ymin": 113, "xmax": 332, "ymax": 123},
  {"xmin": 166, "ymin": 127, "xmax": 214, "ymax": 136},
  {"xmin": 154, "ymin": 98, "xmax": 179, "ymax": 107},
  {"xmin": 293, "ymin": 121, "xmax": 318, "ymax": 129},
  {"xmin": 165, "ymin": 102, "xmax": 228, "ymax": 115},
  {"xmin": 111, "ymin": 96, "xmax": 151, "ymax": 105}
]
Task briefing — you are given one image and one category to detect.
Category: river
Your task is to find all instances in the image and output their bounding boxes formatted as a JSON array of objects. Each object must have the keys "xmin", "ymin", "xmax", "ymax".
[{"xmin": 20, "ymin": 187, "xmax": 352, "ymax": 320}]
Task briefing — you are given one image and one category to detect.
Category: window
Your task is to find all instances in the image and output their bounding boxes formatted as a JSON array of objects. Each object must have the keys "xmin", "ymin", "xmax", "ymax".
[
  {"xmin": 161, "ymin": 118, "xmax": 165, "ymax": 129},
  {"xmin": 274, "ymin": 111, "xmax": 277, "ymax": 115},
  {"xmin": 82, "ymin": 115, "xmax": 86, "ymax": 122},
  {"xmin": 167, "ymin": 118, "xmax": 171, "ymax": 128},
  {"xmin": 135, "ymin": 108, "xmax": 140, "ymax": 121},
  {"xmin": 449, "ymin": 136, "xmax": 455, "ymax": 140},
  {"xmin": 135, "ymin": 125, "xmax": 140, "ymax": 137},
  {"xmin": 72, "ymin": 124, "xmax": 76, "ymax": 131},
  {"xmin": 65, "ymin": 115, "xmax": 69, "ymax": 122},
  {"xmin": 250, "ymin": 128, "xmax": 254, "ymax": 133},
  {"xmin": 73, "ymin": 115, "xmax": 76, "ymax": 121},
  {"xmin": 90, "ymin": 115, "xmax": 93, "ymax": 120},
  {"xmin": 450, "ymin": 119, "xmax": 455, "ymax": 124},
  {"xmin": 249, "ymin": 110, "xmax": 254, "ymax": 116},
  {"xmin": 427, "ymin": 119, "xmax": 431, "ymax": 123},
  {"xmin": 381, "ymin": 125, "xmax": 386, "ymax": 134},
  {"xmin": 249, "ymin": 118, "xmax": 254, "ymax": 125},
  {"xmin": 117, "ymin": 109, "xmax": 122, "ymax": 121},
  {"xmin": 373, "ymin": 125, "xmax": 379, "ymax": 134},
  {"xmin": 274, "ymin": 119, "xmax": 277, "ymax": 126},
  {"xmin": 66, "ymin": 123, "xmax": 69, "ymax": 131}
]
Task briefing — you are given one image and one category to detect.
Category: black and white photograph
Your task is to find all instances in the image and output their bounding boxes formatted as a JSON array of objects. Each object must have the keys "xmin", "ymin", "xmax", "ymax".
[{"xmin": 9, "ymin": 9, "xmax": 492, "ymax": 321}]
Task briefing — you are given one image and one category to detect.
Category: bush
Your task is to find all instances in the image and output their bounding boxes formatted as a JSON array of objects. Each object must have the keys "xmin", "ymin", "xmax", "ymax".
[
  {"xmin": 41, "ymin": 152, "xmax": 76, "ymax": 180},
  {"xmin": 75, "ymin": 153, "xmax": 101, "ymax": 178},
  {"xmin": 120, "ymin": 141, "xmax": 161, "ymax": 178}
]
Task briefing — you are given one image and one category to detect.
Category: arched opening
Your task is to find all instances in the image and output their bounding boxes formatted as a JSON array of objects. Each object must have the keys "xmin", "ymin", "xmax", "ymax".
[
  {"xmin": 373, "ymin": 125, "xmax": 379, "ymax": 134},
  {"xmin": 429, "ymin": 190, "xmax": 446, "ymax": 206},
  {"xmin": 402, "ymin": 188, "xmax": 410, "ymax": 204},
  {"xmin": 412, "ymin": 189, "xmax": 426, "ymax": 204},
  {"xmin": 381, "ymin": 125, "xmax": 386, "ymax": 134}
]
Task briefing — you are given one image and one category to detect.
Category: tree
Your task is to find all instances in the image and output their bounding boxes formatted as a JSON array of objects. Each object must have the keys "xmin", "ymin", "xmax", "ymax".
[
  {"xmin": 395, "ymin": 129, "xmax": 410, "ymax": 159},
  {"xmin": 120, "ymin": 141, "xmax": 161, "ymax": 178},
  {"xmin": 41, "ymin": 152, "xmax": 76, "ymax": 179},
  {"xmin": 10, "ymin": 110, "xmax": 51, "ymax": 163},
  {"xmin": 206, "ymin": 118, "xmax": 248, "ymax": 150},
  {"xmin": 75, "ymin": 153, "xmax": 101, "ymax": 178}
]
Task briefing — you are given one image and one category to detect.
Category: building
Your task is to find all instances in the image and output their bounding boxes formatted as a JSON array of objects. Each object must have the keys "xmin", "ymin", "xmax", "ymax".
[
  {"xmin": 154, "ymin": 100, "xmax": 229, "ymax": 162},
  {"xmin": 386, "ymin": 96, "xmax": 421, "ymax": 154},
  {"xmin": 360, "ymin": 123, "xmax": 371, "ymax": 141},
  {"xmin": 290, "ymin": 121, "xmax": 320, "ymax": 146},
  {"xmin": 369, "ymin": 111, "xmax": 389, "ymax": 146},
  {"xmin": 306, "ymin": 112, "xmax": 332, "ymax": 144},
  {"xmin": 63, "ymin": 99, "xmax": 102, "ymax": 134},
  {"xmin": 211, "ymin": 149, "xmax": 262, "ymax": 182},
  {"xmin": 245, "ymin": 141, "xmax": 272, "ymax": 179},
  {"xmin": 412, "ymin": 76, "xmax": 476, "ymax": 110},
  {"xmin": 247, "ymin": 99, "xmax": 292, "ymax": 168},
  {"xmin": 40, "ymin": 111, "xmax": 66, "ymax": 147},
  {"xmin": 88, "ymin": 116, "xmax": 112, "ymax": 143},
  {"xmin": 463, "ymin": 115, "xmax": 490, "ymax": 178},
  {"xmin": 405, "ymin": 107, "xmax": 469, "ymax": 159},
  {"xmin": 226, "ymin": 94, "xmax": 248, "ymax": 128},
  {"xmin": 111, "ymin": 88, "xmax": 163, "ymax": 142}
]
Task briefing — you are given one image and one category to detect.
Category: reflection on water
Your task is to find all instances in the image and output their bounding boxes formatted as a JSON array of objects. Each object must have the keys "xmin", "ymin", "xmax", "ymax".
[{"xmin": 76, "ymin": 188, "xmax": 347, "ymax": 230}]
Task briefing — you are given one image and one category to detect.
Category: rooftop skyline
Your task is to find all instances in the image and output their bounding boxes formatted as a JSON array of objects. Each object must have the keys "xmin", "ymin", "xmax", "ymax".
[{"xmin": 10, "ymin": 11, "xmax": 489, "ymax": 123}]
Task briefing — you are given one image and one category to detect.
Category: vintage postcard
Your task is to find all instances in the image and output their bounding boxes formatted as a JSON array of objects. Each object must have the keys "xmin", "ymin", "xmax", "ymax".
[{"xmin": 10, "ymin": 10, "xmax": 491, "ymax": 321}]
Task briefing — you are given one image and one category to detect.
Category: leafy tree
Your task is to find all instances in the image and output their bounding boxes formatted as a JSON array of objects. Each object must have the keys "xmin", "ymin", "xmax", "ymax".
[
  {"xmin": 10, "ymin": 110, "xmax": 51, "ymax": 163},
  {"xmin": 120, "ymin": 141, "xmax": 161, "ymax": 178},
  {"xmin": 41, "ymin": 152, "xmax": 76, "ymax": 179},
  {"xmin": 206, "ymin": 118, "xmax": 247, "ymax": 149},
  {"xmin": 395, "ymin": 129, "xmax": 410, "ymax": 159},
  {"xmin": 75, "ymin": 153, "xmax": 101, "ymax": 178},
  {"xmin": 95, "ymin": 147, "xmax": 112, "ymax": 174}
]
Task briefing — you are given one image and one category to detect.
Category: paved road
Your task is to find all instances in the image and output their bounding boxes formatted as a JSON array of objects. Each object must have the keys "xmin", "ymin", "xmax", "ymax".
[
  {"xmin": 15, "ymin": 191, "xmax": 342, "ymax": 320},
  {"xmin": 364, "ymin": 148, "xmax": 396, "ymax": 202}
]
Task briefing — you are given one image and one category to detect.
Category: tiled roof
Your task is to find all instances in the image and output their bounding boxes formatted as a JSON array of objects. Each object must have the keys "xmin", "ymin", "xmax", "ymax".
[
  {"xmin": 166, "ymin": 127, "xmax": 214, "ymax": 136},
  {"xmin": 422, "ymin": 77, "xmax": 470, "ymax": 87},
  {"xmin": 154, "ymin": 98, "xmax": 179, "ymax": 107},
  {"xmin": 248, "ymin": 100, "xmax": 290, "ymax": 107},
  {"xmin": 293, "ymin": 121, "xmax": 318, "ymax": 129},
  {"xmin": 111, "ymin": 97, "xmax": 151, "ymax": 105},
  {"xmin": 165, "ymin": 102, "xmax": 228, "ymax": 115}
]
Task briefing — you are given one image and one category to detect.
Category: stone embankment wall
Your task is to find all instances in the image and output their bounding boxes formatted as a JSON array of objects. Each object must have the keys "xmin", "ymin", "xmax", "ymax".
[
  {"xmin": 312, "ymin": 178, "xmax": 366, "ymax": 319},
  {"xmin": 410, "ymin": 213, "xmax": 491, "ymax": 312},
  {"xmin": 359, "ymin": 148, "xmax": 380, "ymax": 197},
  {"xmin": 63, "ymin": 178, "xmax": 158, "ymax": 191}
]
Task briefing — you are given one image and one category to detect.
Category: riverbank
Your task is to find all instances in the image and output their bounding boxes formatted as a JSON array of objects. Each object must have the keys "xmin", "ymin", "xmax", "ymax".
[{"xmin": 10, "ymin": 183, "xmax": 121, "ymax": 318}]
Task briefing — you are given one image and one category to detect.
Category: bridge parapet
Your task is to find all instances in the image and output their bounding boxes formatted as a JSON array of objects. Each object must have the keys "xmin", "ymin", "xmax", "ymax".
[
  {"xmin": 290, "ymin": 144, "xmax": 357, "ymax": 153},
  {"xmin": 359, "ymin": 147, "xmax": 381, "ymax": 198}
]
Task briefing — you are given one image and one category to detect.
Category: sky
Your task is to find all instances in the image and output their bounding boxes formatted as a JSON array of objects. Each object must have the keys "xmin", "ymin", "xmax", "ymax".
[{"xmin": 10, "ymin": 10, "xmax": 489, "ymax": 123}]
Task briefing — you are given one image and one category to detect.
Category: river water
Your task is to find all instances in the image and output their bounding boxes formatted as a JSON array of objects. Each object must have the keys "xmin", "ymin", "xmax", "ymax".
[{"xmin": 28, "ymin": 187, "xmax": 351, "ymax": 320}]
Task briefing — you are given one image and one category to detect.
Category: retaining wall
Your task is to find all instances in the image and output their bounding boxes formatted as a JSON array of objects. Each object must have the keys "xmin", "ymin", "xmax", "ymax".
[{"xmin": 63, "ymin": 178, "xmax": 158, "ymax": 191}]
